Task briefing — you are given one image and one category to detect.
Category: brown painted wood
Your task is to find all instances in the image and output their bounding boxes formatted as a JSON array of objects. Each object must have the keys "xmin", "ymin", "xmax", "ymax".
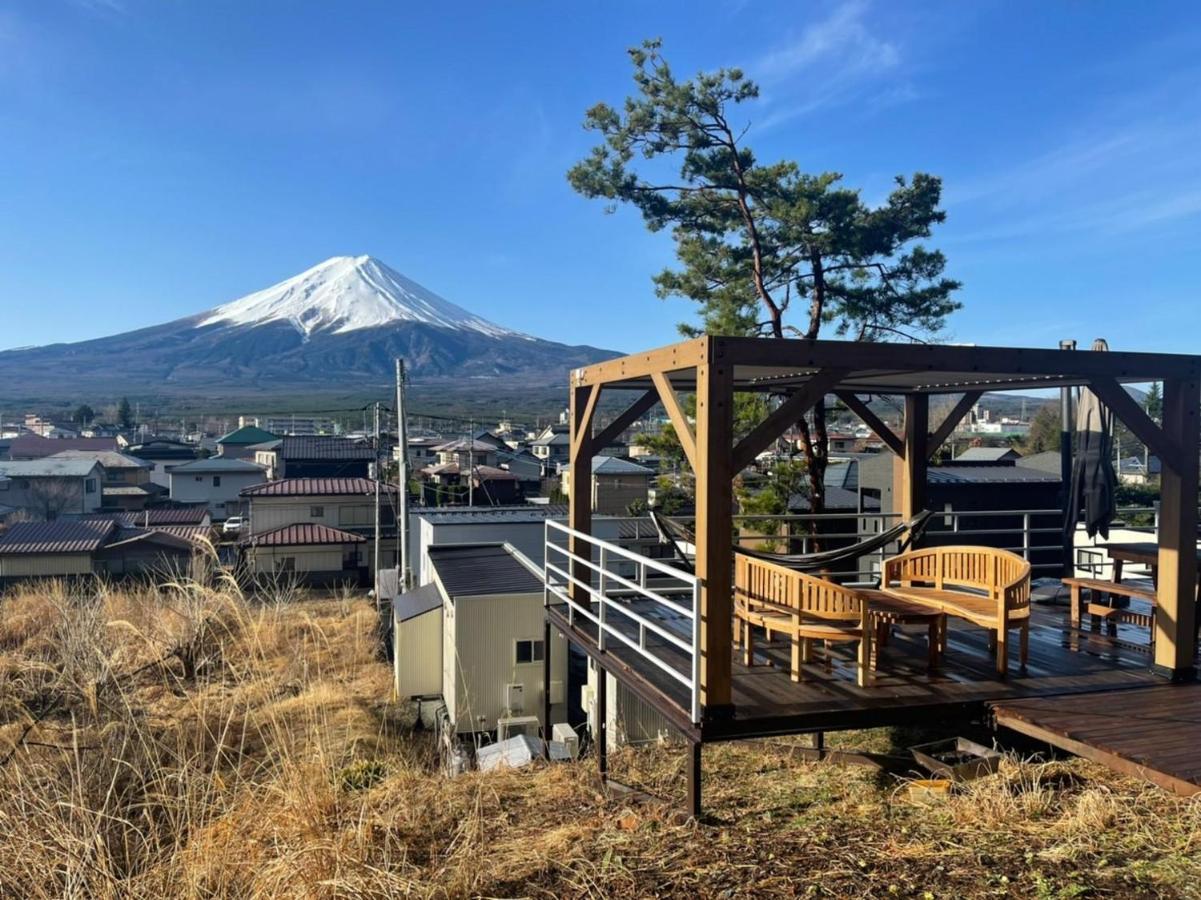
[
  {"xmin": 895, "ymin": 394, "xmax": 929, "ymax": 528},
  {"xmin": 834, "ymin": 391, "xmax": 905, "ymax": 458},
  {"xmin": 1087, "ymin": 377, "xmax": 1186, "ymax": 475},
  {"xmin": 591, "ymin": 389, "xmax": 659, "ymax": 452},
  {"xmin": 927, "ymin": 391, "xmax": 984, "ymax": 461},
  {"xmin": 994, "ymin": 685, "xmax": 1201, "ymax": 796},
  {"xmin": 651, "ymin": 370, "xmax": 698, "ymax": 472},
  {"xmin": 571, "ymin": 383, "xmax": 602, "ymax": 459},
  {"xmin": 695, "ymin": 359, "xmax": 734, "ymax": 711},
  {"xmin": 567, "ymin": 383, "xmax": 594, "ymax": 607}
]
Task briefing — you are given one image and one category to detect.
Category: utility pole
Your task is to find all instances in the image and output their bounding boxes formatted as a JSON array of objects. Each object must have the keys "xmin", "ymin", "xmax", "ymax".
[
  {"xmin": 468, "ymin": 417, "xmax": 474, "ymax": 508},
  {"xmin": 373, "ymin": 401, "xmax": 381, "ymax": 600},
  {"xmin": 396, "ymin": 358, "xmax": 411, "ymax": 591}
]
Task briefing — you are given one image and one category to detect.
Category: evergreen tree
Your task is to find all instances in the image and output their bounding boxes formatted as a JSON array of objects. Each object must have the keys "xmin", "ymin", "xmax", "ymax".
[
  {"xmin": 71, "ymin": 403, "xmax": 95, "ymax": 425},
  {"xmin": 569, "ymin": 40, "xmax": 961, "ymax": 513},
  {"xmin": 117, "ymin": 397, "xmax": 134, "ymax": 430}
]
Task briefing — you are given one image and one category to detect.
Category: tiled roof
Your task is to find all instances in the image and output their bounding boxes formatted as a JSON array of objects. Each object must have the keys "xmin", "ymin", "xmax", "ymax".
[
  {"xmin": 7, "ymin": 434, "xmax": 118, "ymax": 458},
  {"xmin": 276, "ymin": 437, "xmax": 374, "ymax": 461},
  {"xmin": 241, "ymin": 523, "xmax": 366, "ymax": 547},
  {"xmin": 428, "ymin": 543, "xmax": 543, "ymax": 598},
  {"xmin": 47, "ymin": 449, "xmax": 152, "ymax": 470},
  {"xmin": 561, "ymin": 456, "xmax": 654, "ymax": 476},
  {"xmin": 0, "ymin": 458, "xmax": 103, "ymax": 478},
  {"xmin": 928, "ymin": 465, "xmax": 1059, "ymax": 484},
  {"xmin": 0, "ymin": 519, "xmax": 116, "ymax": 554},
  {"xmin": 240, "ymin": 477, "xmax": 390, "ymax": 497}
]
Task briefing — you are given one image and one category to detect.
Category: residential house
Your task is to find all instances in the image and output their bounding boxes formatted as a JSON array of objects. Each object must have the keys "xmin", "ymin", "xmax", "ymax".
[
  {"xmin": 239, "ymin": 523, "xmax": 367, "ymax": 587},
  {"xmin": 432, "ymin": 438, "xmax": 500, "ymax": 470},
  {"xmin": 7, "ymin": 434, "xmax": 119, "ymax": 460},
  {"xmin": 167, "ymin": 458, "xmax": 267, "ymax": 520},
  {"xmin": 48, "ymin": 449, "xmax": 158, "ymax": 512},
  {"xmin": 252, "ymin": 436, "xmax": 374, "ymax": 479},
  {"xmin": 420, "ymin": 463, "xmax": 522, "ymax": 507},
  {"xmin": 0, "ymin": 458, "xmax": 104, "ymax": 519},
  {"xmin": 400, "ymin": 436, "xmax": 443, "ymax": 469},
  {"xmin": 0, "ymin": 519, "xmax": 200, "ymax": 585},
  {"xmin": 560, "ymin": 456, "xmax": 655, "ymax": 515},
  {"xmin": 953, "ymin": 446, "xmax": 1023, "ymax": 464},
  {"xmin": 530, "ymin": 424, "xmax": 570, "ymax": 471},
  {"xmin": 239, "ymin": 477, "xmax": 397, "ymax": 567},
  {"xmin": 216, "ymin": 425, "xmax": 278, "ymax": 460},
  {"xmin": 126, "ymin": 439, "xmax": 199, "ymax": 488},
  {"xmin": 427, "ymin": 543, "xmax": 568, "ymax": 736}
]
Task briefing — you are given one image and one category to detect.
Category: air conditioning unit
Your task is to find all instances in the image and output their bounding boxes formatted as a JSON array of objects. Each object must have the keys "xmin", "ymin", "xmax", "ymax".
[
  {"xmin": 552, "ymin": 722, "xmax": 579, "ymax": 759},
  {"xmin": 504, "ymin": 682, "xmax": 525, "ymax": 714},
  {"xmin": 497, "ymin": 714, "xmax": 540, "ymax": 741}
]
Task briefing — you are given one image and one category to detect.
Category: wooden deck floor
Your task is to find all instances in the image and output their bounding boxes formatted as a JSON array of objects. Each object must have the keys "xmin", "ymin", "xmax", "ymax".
[
  {"xmin": 548, "ymin": 596, "xmax": 1167, "ymax": 741},
  {"xmin": 993, "ymin": 684, "xmax": 1201, "ymax": 795}
]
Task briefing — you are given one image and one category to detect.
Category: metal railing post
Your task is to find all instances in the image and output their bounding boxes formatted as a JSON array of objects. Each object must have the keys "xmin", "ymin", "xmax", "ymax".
[
  {"xmin": 598, "ymin": 545, "xmax": 607, "ymax": 652},
  {"xmin": 1022, "ymin": 513, "xmax": 1031, "ymax": 560}
]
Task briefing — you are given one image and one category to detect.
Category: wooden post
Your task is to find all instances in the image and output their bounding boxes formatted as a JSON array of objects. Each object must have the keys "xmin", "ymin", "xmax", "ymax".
[
  {"xmin": 686, "ymin": 739, "xmax": 702, "ymax": 818},
  {"xmin": 568, "ymin": 382, "xmax": 596, "ymax": 608},
  {"xmin": 892, "ymin": 395, "xmax": 930, "ymax": 526},
  {"xmin": 1153, "ymin": 375, "xmax": 1199, "ymax": 679},
  {"xmin": 694, "ymin": 348, "xmax": 734, "ymax": 714}
]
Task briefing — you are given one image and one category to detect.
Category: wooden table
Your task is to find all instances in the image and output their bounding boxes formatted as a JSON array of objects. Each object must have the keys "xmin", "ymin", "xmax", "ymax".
[
  {"xmin": 1102, "ymin": 541, "xmax": 1201, "ymax": 587},
  {"xmin": 860, "ymin": 589, "xmax": 944, "ymax": 671}
]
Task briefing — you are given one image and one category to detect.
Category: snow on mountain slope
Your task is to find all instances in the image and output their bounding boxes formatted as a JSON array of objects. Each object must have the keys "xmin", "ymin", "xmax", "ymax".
[{"xmin": 197, "ymin": 255, "xmax": 526, "ymax": 340}]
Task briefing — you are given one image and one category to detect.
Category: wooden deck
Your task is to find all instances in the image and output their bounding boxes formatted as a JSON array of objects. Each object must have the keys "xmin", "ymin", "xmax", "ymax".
[
  {"xmin": 548, "ymin": 595, "xmax": 1167, "ymax": 742},
  {"xmin": 993, "ymin": 684, "xmax": 1201, "ymax": 795}
]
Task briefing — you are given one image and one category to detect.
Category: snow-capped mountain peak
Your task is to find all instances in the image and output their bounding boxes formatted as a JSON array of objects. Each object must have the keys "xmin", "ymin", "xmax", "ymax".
[{"xmin": 197, "ymin": 255, "xmax": 524, "ymax": 339}]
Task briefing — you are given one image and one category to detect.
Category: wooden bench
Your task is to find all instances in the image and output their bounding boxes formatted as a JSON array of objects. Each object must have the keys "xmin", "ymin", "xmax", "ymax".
[
  {"xmin": 881, "ymin": 545, "xmax": 1032, "ymax": 676},
  {"xmin": 1062, "ymin": 576, "xmax": 1157, "ymax": 642},
  {"xmin": 734, "ymin": 553, "xmax": 873, "ymax": 687}
]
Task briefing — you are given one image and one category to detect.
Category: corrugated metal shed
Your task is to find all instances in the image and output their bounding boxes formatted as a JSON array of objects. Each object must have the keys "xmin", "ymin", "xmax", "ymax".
[
  {"xmin": 241, "ymin": 523, "xmax": 366, "ymax": 547},
  {"xmin": 0, "ymin": 519, "xmax": 115, "ymax": 554},
  {"xmin": 240, "ymin": 477, "xmax": 388, "ymax": 497},
  {"xmin": 428, "ymin": 543, "xmax": 543, "ymax": 597}
]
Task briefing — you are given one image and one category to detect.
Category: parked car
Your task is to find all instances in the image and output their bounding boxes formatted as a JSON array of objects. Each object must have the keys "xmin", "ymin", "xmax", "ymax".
[{"xmin": 222, "ymin": 516, "xmax": 245, "ymax": 535}]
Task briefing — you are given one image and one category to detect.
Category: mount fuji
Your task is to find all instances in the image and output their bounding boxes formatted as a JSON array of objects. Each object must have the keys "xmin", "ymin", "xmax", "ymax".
[{"xmin": 0, "ymin": 256, "xmax": 618, "ymax": 400}]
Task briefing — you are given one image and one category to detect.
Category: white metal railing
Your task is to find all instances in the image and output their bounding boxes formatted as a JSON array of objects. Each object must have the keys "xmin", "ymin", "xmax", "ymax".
[{"xmin": 544, "ymin": 519, "xmax": 701, "ymax": 723}]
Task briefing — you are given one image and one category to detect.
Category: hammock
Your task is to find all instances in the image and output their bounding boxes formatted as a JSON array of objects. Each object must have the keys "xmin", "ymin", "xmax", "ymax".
[{"xmin": 649, "ymin": 508, "xmax": 933, "ymax": 576}]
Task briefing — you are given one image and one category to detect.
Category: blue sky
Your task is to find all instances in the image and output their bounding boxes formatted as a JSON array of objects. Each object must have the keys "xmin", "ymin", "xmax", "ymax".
[{"xmin": 1, "ymin": 0, "xmax": 1198, "ymax": 354}]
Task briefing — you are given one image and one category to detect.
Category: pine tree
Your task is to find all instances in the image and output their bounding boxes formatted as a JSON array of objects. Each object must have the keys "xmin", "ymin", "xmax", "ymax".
[{"xmin": 117, "ymin": 397, "xmax": 134, "ymax": 430}]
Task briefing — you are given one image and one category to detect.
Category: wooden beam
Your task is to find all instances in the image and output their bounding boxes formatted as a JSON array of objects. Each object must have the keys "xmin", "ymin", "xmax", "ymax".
[
  {"xmin": 1153, "ymin": 375, "xmax": 1199, "ymax": 676},
  {"xmin": 694, "ymin": 359, "xmax": 734, "ymax": 713},
  {"xmin": 591, "ymin": 389, "xmax": 658, "ymax": 452},
  {"xmin": 893, "ymin": 395, "xmax": 930, "ymax": 525},
  {"xmin": 571, "ymin": 383, "xmax": 602, "ymax": 459},
  {"xmin": 1088, "ymin": 378, "xmax": 1185, "ymax": 474},
  {"xmin": 732, "ymin": 369, "xmax": 849, "ymax": 473},
  {"xmin": 834, "ymin": 391, "xmax": 904, "ymax": 458},
  {"xmin": 927, "ymin": 391, "xmax": 984, "ymax": 461},
  {"xmin": 573, "ymin": 337, "xmax": 709, "ymax": 387},
  {"xmin": 652, "ymin": 371, "xmax": 698, "ymax": 472}
]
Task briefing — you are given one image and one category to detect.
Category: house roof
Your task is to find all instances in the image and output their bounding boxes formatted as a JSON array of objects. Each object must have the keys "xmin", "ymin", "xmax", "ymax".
[
  {"xmin": 561, "ymin": 456, "xmax": 654, "ymax": 476},
  {"xmin": 240, "ymin": 477, "xmax": 389, "ymax": 497},
  {"xmin": 7, "ymin": 434, "xmax": 119, "ymax": 458},
  {"xmin": 275, "ymin": 436, "xmax": 374, "ymax": 461},
  {"xmin": 532, "ymin": 431, "xmax": 570, "ymax": 446},
  {"xmin": 241, "ymin": 523, "xmax": 366, "ymax": 547},
  {"xmin": 217, "ymin": 425, "xmax": 278, "ymax": 445},
  {"xmin": 954, "ymin": 447, "xmax": 1021, "ymax": 462},
  {"xmin": 47, "ymin": 449, "xmax": 152, "ymax": 470},
  {"xmin": 102, "ymin": 484, "xmax": 153, "ymax": 497},
  {"xmin": 428, "ymin": 543, "xmax": 544, "ymax": 598},
  {"xmin": 0, "ymin": 458, "xmax": 103, "ymax": 478},
  {"xmin": 1014, "ymin": 450, "xmax": 1062, "ymax": 474},
  {"xmin": 0, "ymin": 519, "xmax": 116, "ymax": 554},
  {"xmin": 169, "ymin": 458, "xmax": 267, "ymax": 475},
  {"xmin": 417, "ymin": 504, "xmax": 568, "ymax": 525},
  {"xmin": 392, "ymin": 582, "xmax": 443, "ymax": 622},
  {"xmin": 422, "ymin": 462, "xmax": 517, "ymax": 480},
  {"xmin": 927, "ymin": 465, "xmax": 1059, "ymax": 484},
  {"xmin": 433, "ymin": 438, "xmax": 500, "ymax": 453}
]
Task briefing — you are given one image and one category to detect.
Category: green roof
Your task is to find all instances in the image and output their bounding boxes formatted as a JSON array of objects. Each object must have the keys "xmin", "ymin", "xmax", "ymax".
[{"xmin": 217, "ymin": 425, "xmax": 278, "ymax": 445}]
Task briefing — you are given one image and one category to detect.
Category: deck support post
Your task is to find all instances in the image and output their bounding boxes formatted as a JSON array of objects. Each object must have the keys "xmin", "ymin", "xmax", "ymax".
[
  {"xmin": 1153, "ymin": 375, "xmax": 1199, "ymax": 679},
  {"xmin": 542, "ymin": 618, "xmax": 552, "ymax": 757},
  {"xmin": 695, "ymin": 349, "xmax": 735, "ymax": 715},
  {"xmin": 596, "ymin": 663, "xmax": 608, "ymax": 784},
  {"xmin": 893, "ymin": 395, "xmax": 930, "ymax": 529},
  {"xmin": 686, "ymin": 740, "xmax": 702, "ymax": 819}
]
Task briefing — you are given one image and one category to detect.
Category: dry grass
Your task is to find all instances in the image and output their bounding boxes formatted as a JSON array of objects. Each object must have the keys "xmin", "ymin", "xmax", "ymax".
[{"xmin": 0, "ymin": 579, "xmax": 1199, "ymax": 898}]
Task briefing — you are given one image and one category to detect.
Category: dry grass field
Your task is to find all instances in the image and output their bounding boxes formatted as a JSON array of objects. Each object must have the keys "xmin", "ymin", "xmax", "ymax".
[{"xmin": 0, "ymin": 578, "xmax": 1198, "ymax": 898}]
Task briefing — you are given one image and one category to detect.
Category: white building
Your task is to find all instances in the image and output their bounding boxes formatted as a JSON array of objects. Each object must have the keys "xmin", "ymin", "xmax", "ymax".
[{"xmin": 167, "ymin": 458, "xmax": 267, "ymax": 519}]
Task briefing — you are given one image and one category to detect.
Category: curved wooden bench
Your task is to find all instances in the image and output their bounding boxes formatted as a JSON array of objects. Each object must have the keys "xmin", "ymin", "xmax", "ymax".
[
  {"xmin": 734, "ymin": 553, "xmax": 872, "ymax": 687},
  {"xmin": 882, "ymin": 545, "xmax": 1032, "ymax": 676}
]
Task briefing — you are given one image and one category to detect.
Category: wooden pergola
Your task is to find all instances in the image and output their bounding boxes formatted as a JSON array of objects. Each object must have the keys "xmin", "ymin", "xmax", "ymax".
[{"xmin": 565, "ymin": 335, "xmax": 1201, "ymax": 721}]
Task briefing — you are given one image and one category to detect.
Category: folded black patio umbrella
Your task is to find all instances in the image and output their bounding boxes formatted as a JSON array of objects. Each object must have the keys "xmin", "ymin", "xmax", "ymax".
[{"xmin": 1065, "ymin": 339, "xmax": 1118, "ymax": 541}]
